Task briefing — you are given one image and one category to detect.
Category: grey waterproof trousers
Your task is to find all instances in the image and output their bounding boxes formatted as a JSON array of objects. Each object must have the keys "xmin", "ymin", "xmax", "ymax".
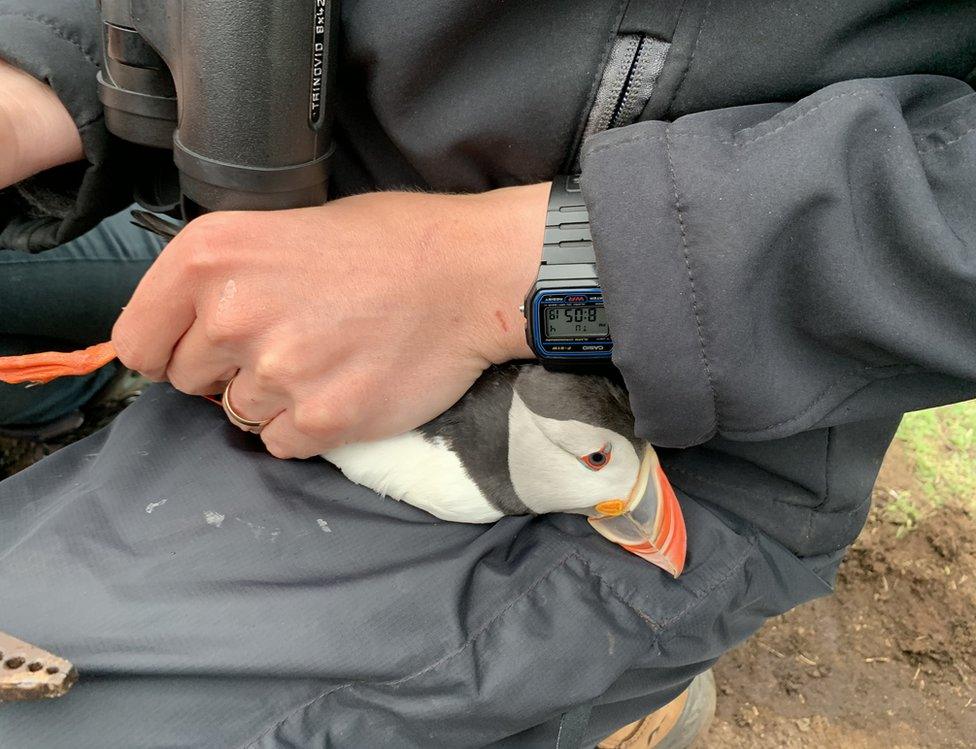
[{"xmin": 0, "ymin": 385, "xmax": 840, "ymax": 748}]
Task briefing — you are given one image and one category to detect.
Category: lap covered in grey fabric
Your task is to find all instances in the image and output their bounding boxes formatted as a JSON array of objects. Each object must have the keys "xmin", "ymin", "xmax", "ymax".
[{"xmin": 0, "ymin": 386, "xmax": 837, "ymax": 748}]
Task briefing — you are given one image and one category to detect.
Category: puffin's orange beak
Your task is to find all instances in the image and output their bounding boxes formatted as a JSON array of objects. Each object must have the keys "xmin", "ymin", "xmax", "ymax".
[{"xmin": 587, "ymin": 446, "xmax": 687, "ymax": 578}]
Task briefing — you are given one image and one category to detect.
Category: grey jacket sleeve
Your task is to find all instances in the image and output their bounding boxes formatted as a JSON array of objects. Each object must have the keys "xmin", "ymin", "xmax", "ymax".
[
  {"xmin": 0, "ymin": 1, "xmax": 132, "ymax": 252},
  {"xmin": 581, "ymin": 75, "xmax": 976, "ymax": 449}
]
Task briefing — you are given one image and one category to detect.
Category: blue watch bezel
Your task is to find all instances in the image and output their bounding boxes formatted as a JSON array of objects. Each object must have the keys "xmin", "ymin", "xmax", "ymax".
[{"xmin": 530, "ymin": 286, "xmax": 613, "ymax": 361}]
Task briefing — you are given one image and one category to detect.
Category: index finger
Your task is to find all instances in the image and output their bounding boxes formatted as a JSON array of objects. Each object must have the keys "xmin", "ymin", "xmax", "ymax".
[{"xmin": 111, "ymin": 221, "xmax": 203, "ymax": 379}]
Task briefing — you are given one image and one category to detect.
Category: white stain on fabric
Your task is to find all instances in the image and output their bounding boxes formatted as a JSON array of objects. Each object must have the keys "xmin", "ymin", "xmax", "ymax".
[
  {"xmin": 217, "ymin": 279, "xmax": 237, "ymax": 313},
  {"xmin": 204, "ymin": 511, "xmax": 225, "ymax": 528},
  {"xmin": 316, "ymin": 519, "xmax": 332, "ymax": 533},
  {"xmin": 145, "ymin": 499, "xmax": 168, "ymax": 514},
  {"xmin": 234, "ymin": 517, "xmax": 280, "ymax": 542}
]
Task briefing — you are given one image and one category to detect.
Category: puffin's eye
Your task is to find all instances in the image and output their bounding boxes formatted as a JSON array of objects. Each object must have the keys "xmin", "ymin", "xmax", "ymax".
[{"xmin": 579, "ymin": 443, "xmax": 612, "ymax": 471}]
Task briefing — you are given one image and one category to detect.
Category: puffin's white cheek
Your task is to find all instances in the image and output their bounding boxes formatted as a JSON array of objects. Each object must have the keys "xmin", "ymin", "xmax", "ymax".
[
  {"xmin": 599, "ymin": 459, "xmax": 643, "ymax": 500},
  {"xmin": 507, "ymin": 394, "xmax": 641, "ymax": 514}
]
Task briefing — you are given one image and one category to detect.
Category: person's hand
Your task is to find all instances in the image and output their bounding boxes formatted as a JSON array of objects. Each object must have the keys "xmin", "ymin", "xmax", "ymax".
[
  {"xmin": 0, "ymin": 59, "xmax": 83, "ymax": 189},
  {"xmin": 112, "ymin": 184, "xmax": 550, "ymax": 458}
]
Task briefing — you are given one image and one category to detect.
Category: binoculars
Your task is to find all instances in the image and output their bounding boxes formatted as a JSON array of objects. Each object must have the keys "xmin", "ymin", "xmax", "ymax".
[{"xmin": 96, "ymin": 1, "xmax": 338, "ymax": 217}]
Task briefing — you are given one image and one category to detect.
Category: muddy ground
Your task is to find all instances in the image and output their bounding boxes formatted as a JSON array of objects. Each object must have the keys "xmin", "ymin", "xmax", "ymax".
[{"xmin": 703, "ymin": 440, "xmax": 976, "ymax": 748}]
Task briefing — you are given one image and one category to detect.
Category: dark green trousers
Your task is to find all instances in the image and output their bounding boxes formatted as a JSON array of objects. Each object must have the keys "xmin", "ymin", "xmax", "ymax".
[{"xmin": 0, "ymin": 209, "xmax": 163, "ymax": 426}]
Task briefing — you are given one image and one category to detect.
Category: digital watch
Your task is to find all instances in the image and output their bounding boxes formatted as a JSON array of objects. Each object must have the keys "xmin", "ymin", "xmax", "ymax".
[{"xmin": 523, "ymin": 175, "xmax": 613, "ymax": 368}]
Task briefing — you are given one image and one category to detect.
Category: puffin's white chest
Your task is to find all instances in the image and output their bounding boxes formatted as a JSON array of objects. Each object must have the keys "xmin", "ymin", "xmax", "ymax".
[{"xmin": 322, "ymin": 432, "xmax": 504, "ymax": 523}]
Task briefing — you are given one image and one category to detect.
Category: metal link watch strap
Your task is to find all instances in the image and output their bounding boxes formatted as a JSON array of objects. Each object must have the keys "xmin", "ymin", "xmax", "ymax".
[
  {"xmin": 539, "ymin": 175, "xmax": 597, "ymax": 281},
  {"xmin": 525, "ymin": 175, "xmax": 613, "ymax": 370}
]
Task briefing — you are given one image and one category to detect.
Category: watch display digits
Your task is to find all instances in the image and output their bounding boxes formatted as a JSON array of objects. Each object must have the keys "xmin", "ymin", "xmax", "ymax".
[{"xmin": 523, "ymin": 175, "xmax": 613, "ymax": 367}]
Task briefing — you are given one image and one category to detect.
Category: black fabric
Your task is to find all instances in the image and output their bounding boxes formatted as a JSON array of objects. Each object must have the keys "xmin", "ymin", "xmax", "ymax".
[
  {"xmin": 619, "ymin": 0, "xmax": 685, "ymax": 39},
  {"xmin": 334, "ymin": 0, "xmax": 629, "ymax": 195},
  {"xmin": 665, "ymin": 1, "xmax": 976, "ymax": 118},
  {"xmin": 0, "ymin": 386, "xmax": 835, "ymax": 748}
]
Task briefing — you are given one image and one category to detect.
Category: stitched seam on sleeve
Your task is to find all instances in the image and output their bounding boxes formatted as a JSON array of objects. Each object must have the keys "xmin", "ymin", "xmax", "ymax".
[
  {"xmin": 241, "ymin": 551, "xmax": 581, "ymax": 748},
  {"xmin": 655, "ymin": 531, "xmax": 756, "ymax": 630},
  {"xmin": 664, "ymin": 124, "xmax": 719, "ymax": 434},
  {"xmin": 726, "ymin": 363, "xmax": 914, "ymax": 434},
  {"xmin": 574, "ymin": 555, "xmax": 662, "ymax": 631},
  {"xmin": 917, "ymin": 123, "xmax": 976, "ymax": 153},
  {"xmin": 575, "ymin": 526, "xmax": 762, "ymax": 649},
  {"xmin": 583, "ymin": 130, "xmax": 661, "ymax": 160},
  {"xmin": 0, "ymin": 11, "xmax": 99, "ymax": 68},
  {"xmin": 583, "ymin": 88, "xmax": 891, "ymax": 159},
  {"xmin": 731, "ymin": 89, "xmax": 888, "ymax": 147}
]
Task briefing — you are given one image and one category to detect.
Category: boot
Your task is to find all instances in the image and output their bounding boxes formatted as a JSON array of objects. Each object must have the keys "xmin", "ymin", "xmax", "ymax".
[{"xmin": 598, "ymin": 669, "xmax": 716, "ymax": 749}]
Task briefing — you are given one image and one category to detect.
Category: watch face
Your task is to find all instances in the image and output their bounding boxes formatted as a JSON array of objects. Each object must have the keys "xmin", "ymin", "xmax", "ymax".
[
  {"xmin": 544, "ymin": 305, "xmax": 609, "ymax": 339},
  {"xmin": 530, "ymin": 288, "xmax": 613, "ymax": 360}
]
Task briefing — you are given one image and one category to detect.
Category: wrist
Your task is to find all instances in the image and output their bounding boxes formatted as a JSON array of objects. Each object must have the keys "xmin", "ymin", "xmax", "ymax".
[
  {"xmin": 0, "ymin": 60, "xmax": 84, "ymax": 188},
  {"xmin": 474, "ymin": 181, "xmax": 550, "ymax": 364}
]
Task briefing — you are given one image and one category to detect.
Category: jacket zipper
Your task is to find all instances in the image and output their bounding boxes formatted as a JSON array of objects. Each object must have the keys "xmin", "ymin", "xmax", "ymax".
[
  {"xmin": 575, "ymin": 33, "xmax": 670, "ymax": 167},
  {"xmin": 607, "ymin": 35, "xmax": 649, "ymax": 129}
]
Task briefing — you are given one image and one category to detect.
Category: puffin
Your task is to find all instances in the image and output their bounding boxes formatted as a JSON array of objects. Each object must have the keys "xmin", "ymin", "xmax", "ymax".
[{"xmin": 324, "ymin": 364, "xmax": 687, "ymax": 577}]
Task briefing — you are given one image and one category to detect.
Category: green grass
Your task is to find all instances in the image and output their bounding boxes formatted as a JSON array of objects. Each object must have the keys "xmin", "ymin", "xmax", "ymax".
[
  {"xmin": 883, "ymin": 489, "xmax": 925, "ymax": 538},
  {"xmin": 885, "ymin": 400, "xmax": 976, "ymax": 533}
]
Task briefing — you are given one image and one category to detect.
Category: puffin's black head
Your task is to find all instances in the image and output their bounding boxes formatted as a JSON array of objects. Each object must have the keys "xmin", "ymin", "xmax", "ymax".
[{"xmin": 512, "ymin": 365, "xmax": 643, "ymax": 455}]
